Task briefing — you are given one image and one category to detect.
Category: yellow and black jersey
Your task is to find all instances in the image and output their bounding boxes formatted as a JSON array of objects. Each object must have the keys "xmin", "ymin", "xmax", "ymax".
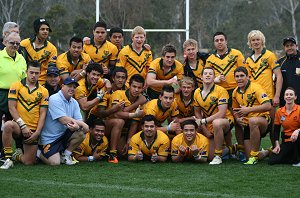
[
  {"xmin": 74, "ymin": 77, "xmax": 104, "ymax": 101},
  {"xmin": 232, "ymin": 81, "xmax": 270, "ymax": 124},
  {"xmin": 171, "ymin": 133, "xmax": 209, "ymax": 158},
  {"xmin": 116, "ymin": 44, "xmax": 152, "ymax": 81},
  {"xmin": 83, "ymin": 39, "xmax": 118, "ymax": 67},
  {"xmin": 143, "ymin": 99, "xmax": 179, "ymax": 124},
  {"xmin": 128, "ymin": 130, "xmax": 170, "ymax": 157},
  {"xmin": 183, "ymin": 59, "xmax": 205, "ymax": 88},
  {"xmin": 8, "ymin": 78, "xmax": 49, "ymax": 130},
  {"xmin": 73, "ymin": 132, "xmax": 108, "ymax": 157},
  {"xmin": 174, "ymin": 92, "xmax": 195, "ymax": 118},
  {"xmin": 56, "ymin": 51, "xmax": 91, "ymax": 75},
  {"xmin": 148, "ymin": 58, "xmax": 183, "ymax": 93},
  {"xmin": 20, "ymin": 37, "xmax": 57, "ymax": 85},
  {"xmin": 245, "ymin": 48, "xmax": 278, "ymax": 99},
  {"xmin": 205, "ymin": 48, "xmax": 245, "ymax": 90}
]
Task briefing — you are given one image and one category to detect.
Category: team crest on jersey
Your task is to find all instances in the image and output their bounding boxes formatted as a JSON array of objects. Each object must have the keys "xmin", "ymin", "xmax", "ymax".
[
  {"xmin": 35, "ymin": 92, "xmax": 43, "ymax": 101},
  {"xmin": 40, "ymin": 50, "xmax": 51, "ymax": 62},
  {"xmin": 209, "ymin": 96, "xmax": 218, "ymax": 105},
  {"xmin": 280, "ymin": 116, "xmax": 285, "ymax": 122},
  {"xmin": 144, "ymin": 53, "xmax": 151, "ymax": 60},
  {"xmin": 246, "ymin": 94, "xmax": 255, "ymax": 103},
  {"xmin": 261, "ymin": 93, "xmax": 267, "ymax": 98},
  {"xmin": 260, "ymin": 58, "xmax": 268, "ymax": 67},
  {"xmin": 102, "ymin": 50, "xmax": 109, "ymax": 59},
  {"xmin": 227, "ymin": 55, "xmax": 237, "ymax": 64}
]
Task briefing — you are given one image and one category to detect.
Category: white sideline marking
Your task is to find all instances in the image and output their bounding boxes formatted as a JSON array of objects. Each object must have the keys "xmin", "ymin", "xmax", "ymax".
[{"xmin": 1, "ymin": 177, "xmax": 265, "ymax": 198}]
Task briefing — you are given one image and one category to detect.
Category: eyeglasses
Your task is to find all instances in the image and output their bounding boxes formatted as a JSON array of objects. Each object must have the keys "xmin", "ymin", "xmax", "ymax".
[{"xmin": 8, "ymin": 41, "xmax": 20, "ymax": 46}]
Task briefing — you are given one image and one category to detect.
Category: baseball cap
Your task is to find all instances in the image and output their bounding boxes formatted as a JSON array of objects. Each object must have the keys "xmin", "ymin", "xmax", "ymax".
[
  {"xmin": 47, "ymin": 66, "xmax": 60, "ymax": 76},
  {"xmin": 33, "ymin": 18, "xmax": 52, "ymax": 33},
  {"xmin": 63, "ymin": 77, "xmax": 79, "ymax": 86},
  {"xmin": 283, "ymin": 37, "xmax": 297, "ymax": 45}
]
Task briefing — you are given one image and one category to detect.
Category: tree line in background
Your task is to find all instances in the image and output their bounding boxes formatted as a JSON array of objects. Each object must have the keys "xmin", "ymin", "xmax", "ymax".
[{"xmin": 1, "ymin": 0, "xmax": 299, "ymax": 59}]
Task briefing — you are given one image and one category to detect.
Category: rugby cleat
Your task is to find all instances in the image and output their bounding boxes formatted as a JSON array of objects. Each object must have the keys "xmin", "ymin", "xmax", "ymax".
[
  {"xmin": 0, "ymin": 158, "xmax": 14, "ymax": 169},
  {"xmin": 292, "ymin": 162, "xmax": 300, "ymax": 167},
  {"xmin": 209, "ymin": 156, "xmax": 222, "ymax": 165},
  {"xmin": 244, "ymin": 157, "xmax": 257, "ymax": 165},
  {"xmin": 12, "ymin": 148, "xmax": 23, "ymax": 161},
  {"xmin": 108, "ymin": 153, "xmax": 119, "ymax": 164},
  {"xmin": 61, "ymin": 154, "xmax": 76, "ymax": 165},
  {"xmin": 236, "ymin": 151, "xmax": 247, "ymax": 162}
]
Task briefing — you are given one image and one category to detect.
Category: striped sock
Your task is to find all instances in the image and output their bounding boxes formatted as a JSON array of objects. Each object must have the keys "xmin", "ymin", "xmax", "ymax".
[{"xmin": 4, "ymin": 147, "xmax": 13, "ymax": 159}]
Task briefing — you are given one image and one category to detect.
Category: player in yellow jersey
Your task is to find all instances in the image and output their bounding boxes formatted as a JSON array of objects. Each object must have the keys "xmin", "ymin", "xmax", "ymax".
[
  {"xmin": 172, "ymin": 119, "xmax": 209, "ymax": 163},
  {"xmin": 144, "ymin": 85, "xmax": 181, "ymax": 138},
  {"xmin": 74, "ymin": 63, "xmax": 112, "ymax": 120},
  {"xmin": 73, "ymin": 119, "xmax": 108, "ymax": 162},
  {"xmin": 83, "ymin": 21, "xmax": 118, "ymax": 79},
  {"xmin": 193, "ymin": 67, "xmax": 235, "ymax": 163},
  {"xmin": 117, "ymin": 26, "xmax": 152, "ymax": 84},
  {"xmin": 57, "ymin": 37, "xmax": 91, "ymax": 81},
  {"xmin": 174, "ymin": 76, "xmax": 196, "ymax": 122},
  {"xmin": 245, "ymin": 30, "xmax": 283, "ymax": 146},
  {"xmin": 106, "ymin": 74, "xmax": 147, "ymax": 163},
  {"xmin": 1, "ymin": 61, "xmax": 49, "ymax": 169},
  {"xmin": 232, "ymin": 66, "xmax": 271, "ymax": 165},
  {"xmin": 146, "ymin": 44, "xmax": 183, "ymax": 99},
  {"xmin": 109, "ymin": 27, "xmax": 124, "ymax": 52},
  {"xmin": 20, "ymin": 18, "xmax": 57, "ymax": 85},
  {"xmin": 183, "ymin": 39, "xmax": 209, "ymax": 88},
  {"xmin": 128, "ymin": 115, "xmax": 170, "ymax": 163}
]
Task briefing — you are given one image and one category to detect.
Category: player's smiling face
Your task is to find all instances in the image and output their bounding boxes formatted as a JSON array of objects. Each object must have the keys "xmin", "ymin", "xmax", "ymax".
[
  {"xmin": 183, "ymin": 124, "xmax": 196, "ymax": 143},
  {"xmin": 202, "ymin": 68, "xmax": 215, "ymax": 84},
  {"xmin": 234, "ymin": 71, "xmax": 248, "ymax": 89},
  {"xmin": 250, "ymin": 36, "xmax": 262, "ymax": 50},
  {"xmin": 185, "ymin": 45, "xmax": 197, "ymax": 60},
  {"xmin": 159, "ymin": 91, "xmax": 174, "ymax": 109},
  {"xmin": 181, "ymin": 82, "xmax": 194, "ymax": 97},
  {"xmin": 132, "ymin": 33, "xmax": 145, "ymax": 49},
  {"xmin": 87, "ymin": 70, "xmax": 101, "ymax": 85},
  {"xmin": 38, "ymin": 24, "xmax": 49, "ymax": 40},
  {"xmin": 142, "ymin": 121, "xmax": 156, "ymax": 138},
  {"xmin": 69, "ymin": 41, "xmax": 83, "ymax": 58},
  {"xmin": 214, "ymin": 35, "xmax": 227, "ymax": 53},
  {"xmin": 91, "ymin": 125, "xmax": 105, "ymax": 141},
  {"xmin": 162, "ymin": 52, "xmax": 176, "ymax": 68}
]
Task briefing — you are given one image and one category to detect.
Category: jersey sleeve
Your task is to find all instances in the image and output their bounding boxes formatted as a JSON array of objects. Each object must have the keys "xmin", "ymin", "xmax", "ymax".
[
  {"xmin": 40, "ymin": 88, "xmax": 49, "ymax": 108},
  {"xmin": 8, "ymin": 82, "xmax": 20, "ymax": 101},
  {"xmin": 128, "ymin": 135, "xmax": 140, "ymax": 155},
  {"xmin": 255, "ymin": 85, "xmax": 270, "ymax": 104},
  {"xmin": 218, "ymin": 87, "xmax": 229, "ymax": 106},
  {"xmin": 157, "ymin": 136, "xmax": 170, "ymax": 157}
]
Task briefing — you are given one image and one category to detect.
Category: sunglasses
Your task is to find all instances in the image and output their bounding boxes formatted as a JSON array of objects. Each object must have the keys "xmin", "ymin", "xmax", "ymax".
[{"xmin": 8, "ymin": 41, "xmax": 20, "ymax": 46}]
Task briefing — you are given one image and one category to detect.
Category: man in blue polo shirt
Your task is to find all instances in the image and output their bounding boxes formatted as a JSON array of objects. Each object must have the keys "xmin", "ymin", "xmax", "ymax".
[{"xmin": 39, "ymin": 77, "xmax": 89, "ymax": 165}]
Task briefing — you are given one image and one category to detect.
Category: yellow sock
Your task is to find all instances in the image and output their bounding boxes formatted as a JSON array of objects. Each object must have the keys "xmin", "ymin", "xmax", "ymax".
[
  {"xmin": 250, "ymin": 150, "xmax": 259, "ymax": 158},
  {"xmin": 214, "ymin": 149, "xmax": 223, "ymax": 157},
  {"xmin": 4, "ymin": 147, "xmax": 13, "ymax": 159}
]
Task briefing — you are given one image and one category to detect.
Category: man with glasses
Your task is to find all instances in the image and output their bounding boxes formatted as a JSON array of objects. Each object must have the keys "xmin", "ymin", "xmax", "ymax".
[
  {"xmin": 0, "ymin": 22, "xmax": 20, "ymax": 50},
  {"xmin": 0, "ymin": 32, "xmax": 26, "ymax": 158}
]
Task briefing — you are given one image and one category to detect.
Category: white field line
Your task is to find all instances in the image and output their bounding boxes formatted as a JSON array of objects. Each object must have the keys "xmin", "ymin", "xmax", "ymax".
[{"xmin": 0, "ymin": 177, "xmax": 266, "ymax": 198}]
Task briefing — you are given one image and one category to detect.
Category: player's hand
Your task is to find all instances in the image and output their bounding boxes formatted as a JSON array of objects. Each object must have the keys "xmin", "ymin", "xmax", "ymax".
[
  {"xmin": 151, "ymin": 151, "xmax": 158, "ymax": 163},
  {"xmin": 67, "ymin": 121, "xmax": 80, "ymax": 132},
  {"xmin": 21, "ymin": 126, "xmax": 32, "ymax": 138},
  {"xmin": 291, "ymin": 129, "xmax": 299, "ymax": 142},
  {"xmin": 23, "ymin": 131, "xmax": 38, "ymax": 144},
  {"xmin": 136, "ymin": 150, "xmax": 143, "ymax": 160},
  {"xmin": 93, "ymin": 150, "xmax": 102, "ymax": 160},
  {"xmin": 144, "ymin": 44, "xmax": 151, "ymax": 51},
  {"xmin": 112, "ymin": 101, "xmax": 125, "ymax": 112},
  {"xmin": 233, "ymin": 105, "xmax": 250, "ymax": 117},
  {"xmin": 219, "ymin": 74, "xmax": 226, "ymax": 82},
  {"xmin": 190, "ymin": 145, "xmax": 200, "ymax": 156},
  {"xmin": 134, "ymin": 105, "xmax": 144, "ymax": 118},
  {"xmin": 272, "ymin": 96, "xmax": 280, "ymax": 107},
  {"xmin": 103, "ymin": 78, "xmax": 112, "ymax": 93},
  {"xmin": 178, "ymin": 145, "xmax": 186, "ymax": 156},
  {"xmin": 169, "ymin": 120, "xmax": 181, "ymax": 132}
]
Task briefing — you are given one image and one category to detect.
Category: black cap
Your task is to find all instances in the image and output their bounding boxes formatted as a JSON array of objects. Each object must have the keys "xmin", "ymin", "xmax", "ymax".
[
  {"xmin": 47, "ymin": 66, "xmax": 60, "ymax": 76},
  {"xmin": 283, "ymin": 37, "xmax": 297, "ymax": 45},
  {"xmin": 33, "ymin": 18, "xmax": 52, "ymax": 33},
  {"xmin": 63, "ymin": 77, "xmax": 79, "ymax": 86}
]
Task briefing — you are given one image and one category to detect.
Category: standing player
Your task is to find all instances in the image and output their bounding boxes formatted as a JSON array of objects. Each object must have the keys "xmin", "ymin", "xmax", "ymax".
[
  {"xmin": 193, "ymin": 67, "xmax": 235, "ymax": 163},
  {"xmin": 183, "ymin": 39, "xmax": 209, "ymax": 88},
  {"xmin": 83, "ymin": 21, "xmax": 118, "ymax": 78},
  {"xmin": 146, "ymin": 44, "xmax": 183, "ymax": 99},
  {"xmin": 20, "ymin": 18, "xmax": 57, "ymax": 85},
  {"xmin": 232, "ymin": 66, "xmax": 271, "ymax": 165},
  {"xmin": 117, "ymin": 26, "xmax": 153, "ymax": 85},
  {"xmin": 245, "ymin": 30, "xmax": 283, "ymax": 146},
  {"xmin": 73, "ymin": 119, "xmax": 108, "ymax": 162},
  {"xmin": 171, "ymin": 119, "xmax": 209, "ymax": 163},
  {"xmin": 1, "ymin": 61, "xmax": 49, "ymax": 169},
  {"xmin": 128, "ymin": 115, "xmax": 170, "ymax": 163},
  {"xmin": 56, "ymin": 37, "xmax": 91, "ymax": 81}
]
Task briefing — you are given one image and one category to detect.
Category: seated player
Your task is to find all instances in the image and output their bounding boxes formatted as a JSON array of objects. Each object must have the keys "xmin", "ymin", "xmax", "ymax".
[
  {"xmin": 106, "ymin": 74, "xmax": 147, "ymax": 163},
  {"xmin": 174, "ymin": 76, "xmax": 196, "ymax": 123},
  {"xmin": 232, "ymin": 66, "xmax": 271, "ymax": 165},
  {"xmin": 73, "ymin": 119, "xmax": 108, "ymax": 162},
  {"xmin": 269, "ymin": 87, "xmax": 300, "ymax": 166},
  {"xmin": 193, "ymin": 67, "xmax": 235, "ymax": 163},
  {"xmin": 128, "ymin": 115, "xmax": 170, "ymax": 163},
  {"xmin": 74, "ymin": 62, "xmax": 111, "ymax": 119},
  {"xmin": 1, "ymin": 61, "xmax": 49, "ymax": 169},
  {"xmin": 171, "ymin": 119, "xmax": 209, "ymax": 163},
  {"xmin": 143, "ymin": 85, "xmax": 181, "ymax": 139},
  {"xmin": 44, "ymin": 65, "xmax": 61, "ymax": 96},
  {"xmin": 38, "ymin": 77, "xmax": 89, "ymax": 166}
]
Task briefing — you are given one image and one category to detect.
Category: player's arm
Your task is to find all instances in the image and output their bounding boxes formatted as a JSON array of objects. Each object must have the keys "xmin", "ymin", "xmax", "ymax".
[
  {"xmin": 123, "ymin": 94, "xmax": 147, "ymax": 112},
  {"xmin": 77, "ymin": 96, "xmax": 102, "ymax": 112},
  {"xmin": 194, "ymin": 106, "xmax": 213, "ymax": 138},
  {"xmin": 146, "ymin": 73, "xmax": 176, "ymax": 87},
  {"xmin": 273, "ymin": 68, "xmax": 283, "ymax": 106},
  {"xmin": 58, "ymin": 116, "xmax": 89, "ymax": 133},
  {"xmin": 205, "ymin": 104, "xmax": 227, "ymax": 123}
]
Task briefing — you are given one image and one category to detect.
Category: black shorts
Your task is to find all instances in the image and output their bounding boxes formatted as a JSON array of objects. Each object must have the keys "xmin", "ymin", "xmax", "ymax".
[
  {"xmin": 243, "ymin": 115, "xmax": 271, "ymax": 140},
  {"xmin": 39, "ymin": 129, "xmax": 73, "ymax": 158}
]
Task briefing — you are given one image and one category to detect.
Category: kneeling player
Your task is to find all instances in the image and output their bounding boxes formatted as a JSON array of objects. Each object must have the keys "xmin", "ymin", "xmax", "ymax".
[
  {"xmin": 171, "ymin": 119, "xmax": 209, "ymax": 163},
  {"xmin": 128, "ymin": 115, "xmax": 170, "ymax": 163},
  {"xmin": 73, "ymin": 119, "xmax": 108, "ymax": 162}
]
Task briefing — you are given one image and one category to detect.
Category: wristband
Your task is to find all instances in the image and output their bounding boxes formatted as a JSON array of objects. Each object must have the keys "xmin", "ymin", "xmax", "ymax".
[
  {"xmin": 20, "ymin": 124, "xmax": 27, "ymax": 130},
  {"xmin": 167, "ymin": 125, "xmax": 171, "ymax": 132},
  {"xmin": 16, "ymin": 117, "xmax": 25, "ymax": 127},
  {"xmin": 79, "ymin": 70, "xmax": 86, "ymax": 77},
  {"xmin": 201, "ymin": 118, "xmax": 207, "ymax": 125},
  {"xmin": 88, "ymin": 156, "xmax": 94, "ymax": 161}
]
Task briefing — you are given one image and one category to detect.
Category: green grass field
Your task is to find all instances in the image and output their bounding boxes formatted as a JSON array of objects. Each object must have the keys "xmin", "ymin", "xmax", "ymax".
[{"xmin": 1, "ymin": 138, "xmax": 300, "ymax": 197}]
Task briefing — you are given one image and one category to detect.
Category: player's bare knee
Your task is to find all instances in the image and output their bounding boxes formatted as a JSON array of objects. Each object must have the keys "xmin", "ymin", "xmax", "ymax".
[{"xmin": 248, "ymin": 117, "xmax": 259, "ymax": 127}]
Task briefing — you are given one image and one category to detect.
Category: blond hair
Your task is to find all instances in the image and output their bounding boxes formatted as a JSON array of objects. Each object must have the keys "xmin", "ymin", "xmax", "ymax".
[
  {"xmin": 183, "ymin": 39, "xmax": 198, "ymax": 50},
  {"xmin": 131, "ymin": 26, "xmax": 146, "ymax": 38},
  {"xmin": 247, "ymin": 30, "xmax": 266, "ymax": 50},
  {"xmin": 180, "ymin": 76, "xmax": 195, "ymax": 87}
]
